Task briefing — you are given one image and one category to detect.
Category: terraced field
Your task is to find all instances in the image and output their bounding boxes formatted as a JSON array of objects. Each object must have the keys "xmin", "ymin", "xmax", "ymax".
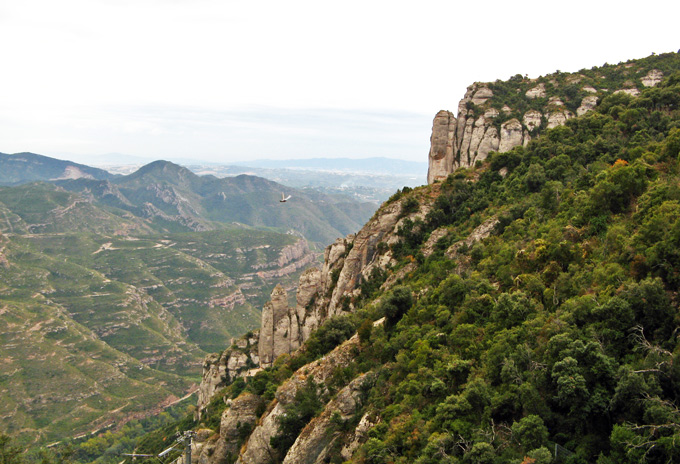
[{"xmin": 0, "ymin": 178, "xmax": 320, "ymax": 444}]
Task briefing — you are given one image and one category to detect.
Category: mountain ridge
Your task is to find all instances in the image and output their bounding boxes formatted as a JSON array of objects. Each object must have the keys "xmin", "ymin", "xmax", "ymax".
[{"xmin": 0, "ymin": 152, "xmax": 117, "ymax": 186}]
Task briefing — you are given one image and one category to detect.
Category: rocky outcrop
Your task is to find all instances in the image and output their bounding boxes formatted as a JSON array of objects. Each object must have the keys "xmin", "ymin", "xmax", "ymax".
[
  {"xmin": 197, "ymin": 333, "xmax": 260, "ymax": 417},
  {"xmin": 446, "ymin": 216, "xmax": 500, "ymax": 260},
  {"xmin": 615, "ymin": 88, "xmax": 641, "ymax": 97},
  {"xmin": 425, "ymin": 63, "xmax": 666, "ymax": 183},
  {"xmin": 526, "ymin": 83, "xmax": 546, "ymax": 99},
  {"xmin": 258, "ymin": 285, "xmax": 299, "ymax": 368},
  {"xmin": 236, "ymin": 334, "xmax": 362, "ymax": 464},
  {"xmin": 642, "ymin": 69, "xmax": 663, "ymax": 87},
  {"xmin": 221, "ymin": 393, "xmax": 263, "ymax": 456},
  {"xmin": 498, "ymin": 119, "xmax": 524, "ymax": 152},
  {"xmin": 195, "ymin": 191, "xmax": 430, "ymax": 461},
  {"xmin": 254, "ymin": 194, "xmax": 428, "ymax": 369},
  {"xmin": 577, "ymin": 95, "xmax": 599, "ymax": 116},
  {"xmin": 547, "ymin": 110, "xmax": 574, "ymax": 129},
  {"xmin": 523, "ymin": 110, "xmax": 543, "ymax": 132},
  {"xmin": 427, "ymin": 110, "xmax": 457, "ymax": 184},
  {"xmin": 282, "ymin": 372, "xmax": 375, "ymax": 464},
  {"xmin": 427, "ymin": 81, "xmax": 542, "ymax": 184}
]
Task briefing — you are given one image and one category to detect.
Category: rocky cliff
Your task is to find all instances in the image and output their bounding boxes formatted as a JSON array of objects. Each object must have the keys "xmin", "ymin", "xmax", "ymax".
[
  {"xmin": 193, "ymin": 53, "xmax": 680, "ymax": 464},
  {"xmin": 197, "ymin": 192, "xmax": 430, "ymax": 413},
  {"xmin": 194, "ymin": 191, "xmax": 432, "ymax": 461},
  {"xmin": 427, "ymin": 67, "xmax": 669, "ymax": 183}
]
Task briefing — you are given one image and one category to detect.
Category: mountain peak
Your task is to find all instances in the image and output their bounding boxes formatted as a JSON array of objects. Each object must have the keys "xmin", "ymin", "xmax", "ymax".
[{"xmin": 123, "ymin": 160, "xmax": 200, "ymax": 186}]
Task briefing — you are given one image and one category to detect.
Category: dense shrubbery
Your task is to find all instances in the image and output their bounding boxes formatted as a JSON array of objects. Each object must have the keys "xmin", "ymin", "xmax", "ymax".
[{"xmin": 344, "ymin": 71, "xmax": 680, "ymax": 463}]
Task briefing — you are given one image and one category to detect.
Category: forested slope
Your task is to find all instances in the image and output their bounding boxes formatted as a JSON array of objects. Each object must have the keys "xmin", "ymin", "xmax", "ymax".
[{"xmin": 191, "ymin": 61, "xmax": 680, "ymax": 464}]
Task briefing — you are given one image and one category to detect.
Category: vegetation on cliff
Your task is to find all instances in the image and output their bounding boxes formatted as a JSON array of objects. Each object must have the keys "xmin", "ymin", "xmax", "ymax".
[
  {"xmin": 5, "ymin": 53, "xmax": 680, "ymax": 464},
  {"xmin": 195, "ymin": 61, "xmax": 679, "ymax": 464},
  {"xmin": 334, "ymin": 69, "xmax": 680, "ymax": 463}
]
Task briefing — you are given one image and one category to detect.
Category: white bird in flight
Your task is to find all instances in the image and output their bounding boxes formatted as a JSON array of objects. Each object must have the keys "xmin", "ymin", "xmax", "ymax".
[{"xmin": 280, "ymin": 193, "xmax": 291, "ymax": 202}]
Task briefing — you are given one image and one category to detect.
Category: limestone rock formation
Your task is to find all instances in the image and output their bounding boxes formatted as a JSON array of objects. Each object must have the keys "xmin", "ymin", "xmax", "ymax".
[
  {"xmin": 523, "ymin": 110, "xmax": 543, "ymax": 132},
  {"xmin": 577, "ymin": 95, "xmax": 599, "ymax": 116},
  {"xmin": 427, "ymin": 110, "xmax": 456, "ymax": 184},
  {"xmin": 215, "ymin": 392, "xmax": 264, "ymax": 459},
  {"xmin": 498, "ymin": 119, "xmax": 524, "ymax": 152},
  {"xmin": 615, "ymin": 88, "xmax": 641, "ymax": 97},
  {"xmin": 425, "ymin": 70, "xmax": 646, "ymax": 183},
  {"xmin": 642, "ymin": 69, "xmax": 663, "ymax": 87},
  {"xmin": 253, "ymin": 194, "xmax": 429, "ymax": 370},
  {"xmin": 197, "ymin": 333, "xmax": 260, "ymax": 416},
  {"xmin": 547, "ymin": 110, "xmax": 574, "ymax": 129},
  {"xmin": 526, "ymin": 83, "xmax": 546, "ymax": 99},
  {"xmin": 282, "ymin": 372, "xmax": 375, "ymax": 464},
  {"xmin": 258, "ymin": 285, "xmax": 298, "ymax": 368},
  {"xmin": 235, "ymin": 334, "xmax": 362, "ymax": 464},
  {"xmin": 426, "ymin": 81, "xmax": 552, "ymax": 184}
]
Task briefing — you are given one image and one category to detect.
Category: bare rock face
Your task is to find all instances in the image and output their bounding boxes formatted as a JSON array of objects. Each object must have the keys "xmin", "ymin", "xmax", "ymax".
[
  {"xmin": 426, "ymin": 76, "xmax": 610, "ymax": 184},
  {"xmin": 198, "ymin": 352, "xmax": 228, "ymax": 417},
  {"xmin": 220, "ymin": 392, "xmax": 263, "ymax": 457},
  {"xmin": 236, "ymin": 335, "xmax": 362, "ymax": 464},
  {"xmin": 499, "ymin": 119, "xmax": 524, "ymax": 152},
  {"xmin": 258, "ymin": 285, "xmax": 296, "ymax": 368},
  {"xmin": 547, "ymin": 110, "xmax": 574, "ymax": 129},
  {"xmin": 577, "ymin": 95, "xmax": 599, "ymax": 116},
  {"xmin": 282, "ymin": 372, "xmax": 375, "ymax": 464},
  {"xmin": 427, "ymin": 110, "xmax": 457, "ymax": 184},
  {"xmin": 197, "ymin": 333, "xmax": 260, "ymax": 417},
  {"xmin": 471, "ymin": 86, "xmax": 494, "ymax": 105},
  {"xmin": 523, "ymin": 110, "xmax": 543, "ymax": 132},
  {"xmin": 295, "ymin": 267, "xmax": 323, "ymax": 341},
  {"xmin": 615, "ymin": 88, "xmax": 641, "ymax": 97},
  {"xmin": 324, "ymin": 198, "xmax": 414, "ymax": 317},
  {"xmin": 549, "ymin": 96, "xmax": 565, "ymax": 106},
  {"xmin": 642, "ymin": 69, "xmax": 663, "ymax": 87},
  {"xmin": 446, "ymin": 216, "xmax": 500, "ymax": 259},
  {"xmin": 474, "ymin": 126, "xmax": 500, "ymax": 164},
  {"xmin": 243, "ymin": 194, "xmax": 420, "ymax": 376},
  {"xmin": 526, "ymin": 83, "xmax": 546, "ymax": 99},
  {"xmin": 340, "ymin": 413, "xmax": 378, "ymax": 461}
]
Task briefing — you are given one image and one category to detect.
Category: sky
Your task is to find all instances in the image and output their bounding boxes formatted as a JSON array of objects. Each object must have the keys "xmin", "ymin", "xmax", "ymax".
[{"xmin": 0, "ymin": 0, "xmax": 678, "ymax": 165}]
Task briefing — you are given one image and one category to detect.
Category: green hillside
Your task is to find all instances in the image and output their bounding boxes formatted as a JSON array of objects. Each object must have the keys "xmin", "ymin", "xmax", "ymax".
[
  {"xmin": 0, "ymin": 184, "xmax": 314, "ymax": 444},
  {"xmin": 180, "ymin": 55, "xmax": 680, "ymax": 464}
]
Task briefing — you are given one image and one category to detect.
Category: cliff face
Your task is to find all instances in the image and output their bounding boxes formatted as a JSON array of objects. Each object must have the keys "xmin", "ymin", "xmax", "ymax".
[
  {"xmin": 191, "ymin": 53, "xmax": 680, "ymax": 464},
  {"xmin": 427, "ymin": 67, "xmax": 668, "ymax": 183},
  {"xmin": 195, "ymin": 193, "xmax": 431, "ymax": 457},
  {"xmin": 253, "ymin": 194, "xmax": 436, "ymax": 369}
]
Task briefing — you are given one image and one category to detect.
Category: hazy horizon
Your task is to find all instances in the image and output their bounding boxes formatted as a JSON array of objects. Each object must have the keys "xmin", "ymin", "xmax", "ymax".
[{"xmin": 1, "ymin": 1, "xmax": 678, "ymax": 163}]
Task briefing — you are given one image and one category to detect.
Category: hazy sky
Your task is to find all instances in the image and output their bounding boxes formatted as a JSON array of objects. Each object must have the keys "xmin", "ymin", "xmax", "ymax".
[{"xmin": 1, "ymin": 0, "xmax": 678, "ymax": 165}]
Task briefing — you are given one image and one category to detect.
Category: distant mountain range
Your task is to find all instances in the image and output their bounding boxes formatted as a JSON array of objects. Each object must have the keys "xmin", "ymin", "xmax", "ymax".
[
  {"xmin": 0, "ymin": 153, "xmax": 377, "ymax": 244},
  {"xmin": 0, "ymin": 152, "xmax": 117, "ymax": 185},
  {"xmin": 230, "ymin": 157, "xmax": 428, "ymax": 175}
]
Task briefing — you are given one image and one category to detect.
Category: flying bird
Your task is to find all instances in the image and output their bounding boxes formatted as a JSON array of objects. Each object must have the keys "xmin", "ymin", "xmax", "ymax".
[{"xmin": 280, "ymin": 193, "xmax": 291, "ymax": 202}]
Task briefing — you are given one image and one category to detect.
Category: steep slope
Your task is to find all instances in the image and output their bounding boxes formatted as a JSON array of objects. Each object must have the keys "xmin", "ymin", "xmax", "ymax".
[
  {"xmin": 0, "ymin": 295, "xmax": 192, "ymax": 446},
  {"xmin": 189, "ymin": 52, "xmax": 680, "ymax": 464},
  {"xmin": 0, "ymin": 187, "xmax": 317, "ymax": 444},
  {"xmin": 0, "ymin": 152, "xmax": 116, "ymax": 186}
]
